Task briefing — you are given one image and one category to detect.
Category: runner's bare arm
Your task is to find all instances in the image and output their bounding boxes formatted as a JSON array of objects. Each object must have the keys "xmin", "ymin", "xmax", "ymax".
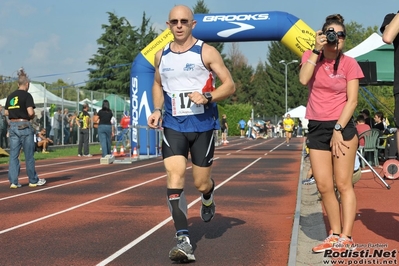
[
  {"xmin": 148, "ymin": 49, "xmax": 164, "ymax": 129},
  {"xmin": 188, "ymin": 43, "xmax": 235, "ymax": 105}
]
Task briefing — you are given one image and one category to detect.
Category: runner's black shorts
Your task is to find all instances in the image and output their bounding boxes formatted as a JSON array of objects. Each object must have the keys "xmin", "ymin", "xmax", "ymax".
[
  {"xmin": 221, "ymin": 127, "xmax": 227, "ymax": 133},
  {"xmin": 162, "ymin": 128, "xmax": 215, "ymax": 167},
  {"xmin": 306, "ymin": 119, "xmax": 357, "ymax": 151}
]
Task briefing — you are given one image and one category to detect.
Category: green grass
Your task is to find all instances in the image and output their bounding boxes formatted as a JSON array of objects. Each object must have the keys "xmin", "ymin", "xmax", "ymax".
[{"xmin": 0, "ymin": 144, "xmax": 102, "ymax": 165}]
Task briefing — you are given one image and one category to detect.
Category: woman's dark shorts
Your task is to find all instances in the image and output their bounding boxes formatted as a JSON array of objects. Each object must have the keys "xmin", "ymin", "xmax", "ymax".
[{"xmin": 306, "ymin": 119, "xmax": 357, "ymax": 151}]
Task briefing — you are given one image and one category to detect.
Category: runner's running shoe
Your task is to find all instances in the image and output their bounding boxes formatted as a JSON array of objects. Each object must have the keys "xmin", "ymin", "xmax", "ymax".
[
  {"xmin": 201, "ymin": 194, "xmax": 215, "ymax": 222},
  {"xmin": 201, "ymin": 200, "xmax": 215, "ymax": 222},
  {"xmin": 169, "ymin": 235, "xmax": 196, "ymax": 262},
  {"xmin": 312, "ymin": 230, "xmax": 339, "ymax": 253}
]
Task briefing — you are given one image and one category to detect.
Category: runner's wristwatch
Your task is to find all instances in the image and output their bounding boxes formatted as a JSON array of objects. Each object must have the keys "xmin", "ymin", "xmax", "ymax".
[
  {"xmin": 203, "ymin": 92, "xmax": 212, "ymax": 104},
  {"xmin": 152, "ymin": 108, "xmax": 162, "ymax": 116}
]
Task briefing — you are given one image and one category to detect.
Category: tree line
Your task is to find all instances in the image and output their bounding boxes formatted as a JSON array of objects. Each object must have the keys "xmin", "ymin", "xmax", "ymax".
[{"xmin": 0, "ymin": 0, "xmax": 394, "ymax": 124}]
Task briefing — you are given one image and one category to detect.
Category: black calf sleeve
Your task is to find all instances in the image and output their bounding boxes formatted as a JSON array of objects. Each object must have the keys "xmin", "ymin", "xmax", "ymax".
[
  {"xmin": 167, "ymin": 188, "xmax": 188, "ymax": 232},
  {"xmin": 202, "ymin": 179, "xmax": 215, "ymax": 200}
]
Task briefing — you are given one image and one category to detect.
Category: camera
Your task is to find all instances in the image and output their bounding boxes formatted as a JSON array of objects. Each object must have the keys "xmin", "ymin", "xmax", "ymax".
[{"xmin": 324, "ymin": 28, "xmax": 338, "ymax": 44}]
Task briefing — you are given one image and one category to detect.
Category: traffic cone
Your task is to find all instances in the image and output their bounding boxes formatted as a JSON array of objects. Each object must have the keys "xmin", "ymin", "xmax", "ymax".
[
  {"xmin": 119, "ymin": 145, "xmax": 125, "ymax": 156},
  {"xmin": 132, "ymin": 147, "xmax": 138, "ymax": 158},
  {"xmin": 112, "ymin": 146, "xmax": 117, "ymax": 156}
]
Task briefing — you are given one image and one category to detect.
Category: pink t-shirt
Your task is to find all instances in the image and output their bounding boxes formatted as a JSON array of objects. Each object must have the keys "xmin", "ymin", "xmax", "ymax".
[{"xmin": 301, "ymin": 50, "xmax": 364, "ymax": 121}]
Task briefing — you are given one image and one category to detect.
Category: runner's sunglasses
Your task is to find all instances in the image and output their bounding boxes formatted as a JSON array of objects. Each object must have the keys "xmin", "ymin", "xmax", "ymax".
[{"xmin": 169, "ymin": 19, "xmax": 191, "ymax": 25}]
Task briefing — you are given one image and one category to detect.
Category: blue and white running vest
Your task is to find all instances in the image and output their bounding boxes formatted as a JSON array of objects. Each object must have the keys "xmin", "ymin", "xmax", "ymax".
[{"xmin": 159, "ymin": 39, "xmax": 220, "ymax": 132}]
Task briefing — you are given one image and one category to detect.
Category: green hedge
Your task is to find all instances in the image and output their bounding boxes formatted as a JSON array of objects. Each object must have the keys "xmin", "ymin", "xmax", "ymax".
[{"xmin": 218, "ymin": 104, "xmax": 253, "ymax": 136}]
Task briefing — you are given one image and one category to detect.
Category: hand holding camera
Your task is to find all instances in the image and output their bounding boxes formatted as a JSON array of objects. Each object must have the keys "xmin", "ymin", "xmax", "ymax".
[{"xmin": 315, "ymin": 30, "xmax": 326, "ymax": 50}]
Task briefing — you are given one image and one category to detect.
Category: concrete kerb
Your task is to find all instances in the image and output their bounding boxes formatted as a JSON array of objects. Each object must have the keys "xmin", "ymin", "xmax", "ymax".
[
  {"xmin": 288, "ymin": 143, "xmax": 330, "ymax": 266},
  {"xmin": 288, "ymin": 144, "xmax": 305, "ymax": 265}
]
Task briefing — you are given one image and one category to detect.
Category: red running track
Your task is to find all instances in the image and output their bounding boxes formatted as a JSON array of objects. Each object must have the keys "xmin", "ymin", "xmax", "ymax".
[{"xmin": 0, "ymin": 137, "xmax": 303, "ymax": 265}]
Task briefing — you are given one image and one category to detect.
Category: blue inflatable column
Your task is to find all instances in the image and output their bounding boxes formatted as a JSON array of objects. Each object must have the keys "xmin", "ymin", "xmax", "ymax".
[{"xmin": 130, "ymin": 54, "xmax": 156, "ymax": 155}]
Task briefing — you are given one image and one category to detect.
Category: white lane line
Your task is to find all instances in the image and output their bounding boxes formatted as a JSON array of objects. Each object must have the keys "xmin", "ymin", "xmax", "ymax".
[
  {"xmin": 0, "ymin": 173, "xmax": 167, "ymax": 235},
  {"xmin": 0, "ymin": 157, "xmax": 95, "ymax": 176},
  {"xmin": 0, "ymin": 161, "xmax": 163, "ymax": 201},
  {"xmin": 0, "ymin": 158, "xmax": 102, "ymax": 184},
  {"xmin": 269, "ymin": 141, "xmax": 287, "ymax": 152},
  {"xmin": 0, "ymin": 163, "xmax": 109, "ymax": 185},
  {"xmin": 240, "ymin": 140, "xmax": 268, "ymax": 150},
  {"xmin": 96, "ymin": 157, "xmax": 262, "ymax": 266}
]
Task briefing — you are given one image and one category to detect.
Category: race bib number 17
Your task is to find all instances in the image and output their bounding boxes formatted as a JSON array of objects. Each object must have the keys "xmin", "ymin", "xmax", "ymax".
[{"xmin": 172, "ymin": 91, "xmax": 204, "ymax": 116}]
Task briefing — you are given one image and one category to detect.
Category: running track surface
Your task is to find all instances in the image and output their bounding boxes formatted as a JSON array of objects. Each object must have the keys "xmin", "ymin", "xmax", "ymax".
[
  {"xmin": 1, "ymin": 137, "xmax": 300, "ymax": 266},
  {"xmin": 0, "ymin": 137, "xmax": 398, "ymax": 266}
]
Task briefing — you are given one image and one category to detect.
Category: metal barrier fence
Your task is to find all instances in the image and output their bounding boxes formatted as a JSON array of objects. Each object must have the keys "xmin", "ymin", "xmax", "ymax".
[
  {"xmin": 112, "ymin": 124, "xmax": 162, "ymax": 164},
  {"xmin": 15, "ymin": 82, "xmax": 131, "ymax": 146}
]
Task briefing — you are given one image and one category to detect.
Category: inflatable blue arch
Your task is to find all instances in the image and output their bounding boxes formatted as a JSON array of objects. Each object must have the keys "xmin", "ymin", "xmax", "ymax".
[{"xmin": 130, "ymin": 11, "xmax": 316, "ymax": 155}]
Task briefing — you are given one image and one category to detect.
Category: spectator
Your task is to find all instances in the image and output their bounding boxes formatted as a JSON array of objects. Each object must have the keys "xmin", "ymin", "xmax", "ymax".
[
  {"xmin": 279, "ymin": 121, "xmax": 284, "ymax": 138},
  {"xmin": 247, "ymin": 117, "xmax": 253, "ymax": 139},
  {"xmin": 372, "ymin": 111, "xmax": 385, "ymax": 132},
  {"xmin": 36, "ymin": 127, "xmax": 53, "ymax": 153},
  {"xmin": 220, "ymin": 114, "xmax": 228, "ymax": 144},
  {"xmin": 92, "ymin": 110, "xmax": 99, "ymax": 142},
  {"xmin": 63, "ymin": 108, "xmax": 70, "ymax": 144},
  {"xmin": 355, "ymin": 115, "xmax": 371, "ymax": 148},
  {"xmin": 39, "ymin": 110, "xmax": 52, "ymax": 137},
  {"xmin": 360, "ymin": 109, "xmax": 373, "ymax": 128},
  {"xmin": 53, "ymin": 107, "xmax": 62, "ymax": 145},
  {"xmin": 5, "ymin": 68, "xmax": 46, "ymax": 188},
  {"xmin": 276, "ymin": 121, "xmax": 282, "ymax": 138},
  {"xmin": 70, "ymin": 111, "xmax": 79, "ymax": 144},
  {"xmin": 97, "ymin": 100, "xmax": 114, "ymax": 158},
  {"xmin": 237, "ymin": 118, "xmax": 246, "ymax": 138},
  {"xmin": 254, "ymin": 120, "xmax": 266, "ymax": 139},
  {"xmin": 297, "ymin": 119, "xmax": 303, "ymax": 137},
  {"xmin": 111, "ymin": 116, "xmax": 117, "ymax": 143},
  {"xmin": 77, "ymin": 104, "xmax": 92, "ymax": 157},
  {"xmin": 270, "ymin": 121, "xmax": 275, "ymax": 138},
  {"xmin": 0, "ymin": 104, "xmax": 8, "ymax": 148}
]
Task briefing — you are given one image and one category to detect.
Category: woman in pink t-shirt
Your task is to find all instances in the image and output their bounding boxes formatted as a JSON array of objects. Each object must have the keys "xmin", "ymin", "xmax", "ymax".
[{"xmin": 299, "ymin": 14, "xmax": 364, "ymax": 253}]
